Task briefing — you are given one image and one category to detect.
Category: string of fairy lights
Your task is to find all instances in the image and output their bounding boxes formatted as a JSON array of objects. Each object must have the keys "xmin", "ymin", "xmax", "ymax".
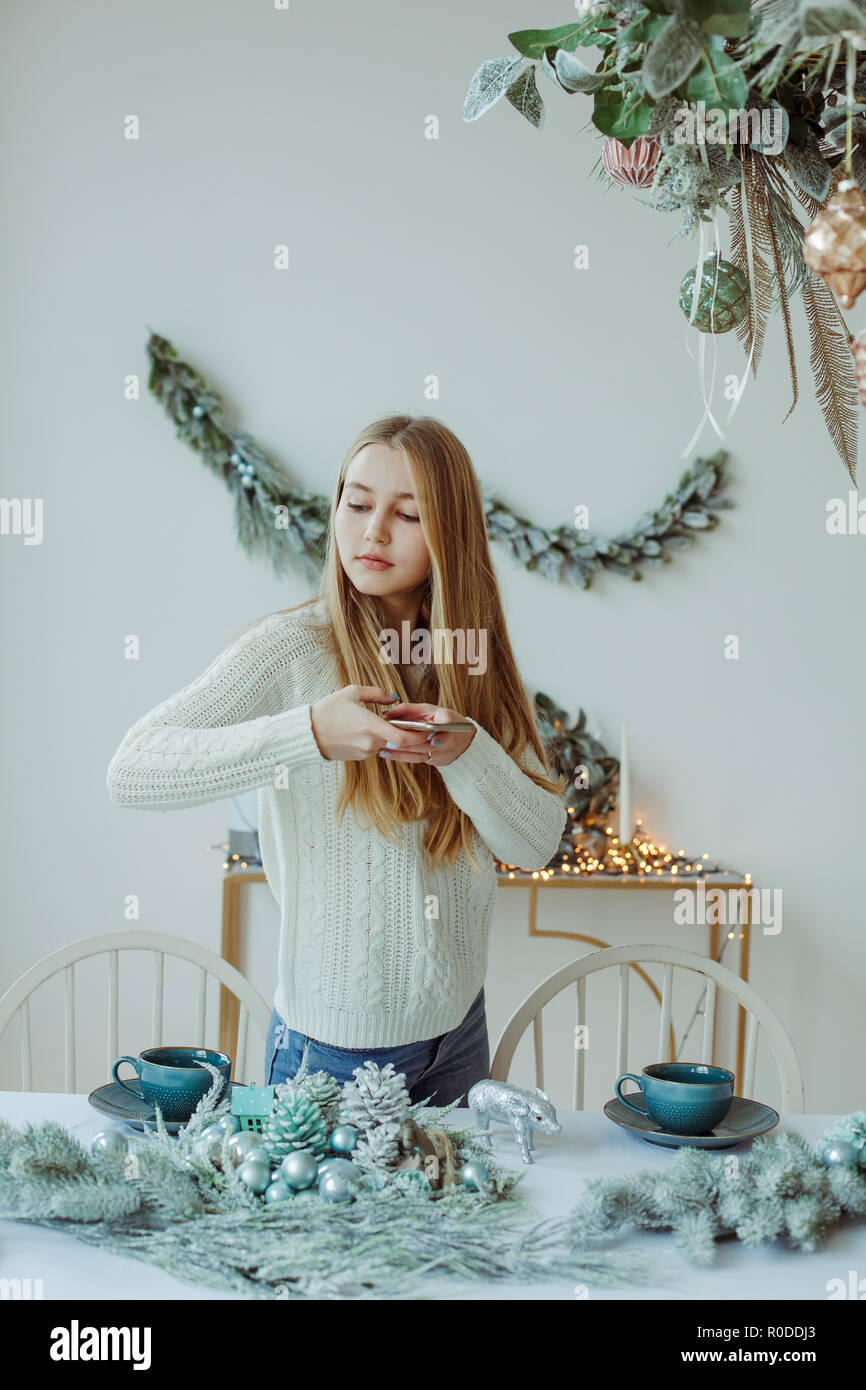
[{"xmin": 495, "ymin": 817, "xmax": 751, "ymax": 885}]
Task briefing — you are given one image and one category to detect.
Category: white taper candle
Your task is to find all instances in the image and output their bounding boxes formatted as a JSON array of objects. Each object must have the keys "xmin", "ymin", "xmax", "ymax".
[{"xmin": 618, "ymin": 723, "xmax": 630, "ymax": 846}]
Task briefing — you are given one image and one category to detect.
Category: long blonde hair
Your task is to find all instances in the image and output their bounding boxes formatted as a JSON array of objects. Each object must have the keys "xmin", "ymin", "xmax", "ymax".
[{"xmin": 257, "ymin": 414, "xmax": 567, "ymax": 872}]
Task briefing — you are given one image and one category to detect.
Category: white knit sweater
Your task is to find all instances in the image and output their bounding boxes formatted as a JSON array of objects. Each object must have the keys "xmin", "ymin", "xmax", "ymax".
[{"xmin": 105, "ymin": 598, "xmax": 567, "ymax": 1047}]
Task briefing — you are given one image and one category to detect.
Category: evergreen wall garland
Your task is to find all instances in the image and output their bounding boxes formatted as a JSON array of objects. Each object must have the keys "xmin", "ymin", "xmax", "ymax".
[{"xmin": 146, "ymin": 332, "xmax": 733, "ymax": 588}]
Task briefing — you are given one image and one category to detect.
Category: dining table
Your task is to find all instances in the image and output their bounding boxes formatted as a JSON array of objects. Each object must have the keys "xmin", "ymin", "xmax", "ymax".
[{"xmin": 1, "ymin": 1090, "xmax": 864, "ymax": 1302}]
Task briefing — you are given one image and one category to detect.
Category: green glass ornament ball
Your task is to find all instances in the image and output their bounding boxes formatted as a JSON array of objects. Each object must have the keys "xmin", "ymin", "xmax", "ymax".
[
  {"xmin": 280, "ymin": 1149, "xmax": 319, "ymax": 1190},
  {"xmin": 679, "ymin": 258, "xmax": 750, "ymax": 334}
]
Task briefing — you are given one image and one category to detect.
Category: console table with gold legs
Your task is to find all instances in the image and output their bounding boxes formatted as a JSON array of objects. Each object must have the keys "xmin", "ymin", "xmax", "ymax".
[{"xmin": 218, "ymin": 868, "xmax": 753, "ymax": 1083}]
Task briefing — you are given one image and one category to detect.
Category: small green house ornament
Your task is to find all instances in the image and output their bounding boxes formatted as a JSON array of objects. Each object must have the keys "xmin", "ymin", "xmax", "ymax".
[{"xmin": 231, "ymin": 1083, "xmax": 278, "ymax": 1134}]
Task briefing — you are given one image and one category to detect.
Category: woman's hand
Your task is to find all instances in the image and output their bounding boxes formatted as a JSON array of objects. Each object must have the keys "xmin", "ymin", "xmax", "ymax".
[
  {"xmin": 310, "ymin": 686, "xmax": 431, "ymax": 762},
  {"xmin": 380, "ymin": 702, "xmax": 476, "ymax": 767}
]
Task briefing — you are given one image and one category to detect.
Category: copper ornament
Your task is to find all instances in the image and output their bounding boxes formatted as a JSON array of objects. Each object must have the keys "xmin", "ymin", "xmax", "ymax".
[
  {"xmin": 851, "ymin": 328, "xmax": 866, "ymax": 406},
  {"xmin": 803, "ymin": 178, "xmax": 866, "ymax": 309}
]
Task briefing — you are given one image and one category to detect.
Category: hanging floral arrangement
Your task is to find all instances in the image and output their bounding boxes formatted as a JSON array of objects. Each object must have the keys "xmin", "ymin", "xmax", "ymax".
[{"xmin": 464, "ymin": 0, "xmax": 866, "ymax": 481}]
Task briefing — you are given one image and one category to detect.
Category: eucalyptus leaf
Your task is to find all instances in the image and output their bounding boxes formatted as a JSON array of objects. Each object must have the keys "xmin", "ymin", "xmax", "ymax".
[
  {"xmin": 464, "ymin": 57, "xmax": 529, "ymax": 121},
  {"xmin": 592, "ymin": 85, "xmax": 655, "ymax": 139},
  {"xmin": 684, "ymin": 45, "xmax": 748, "ymax": 106},
  {"xmin": 682, "ymin": 0, "xmax": 752, "ymax": 36},
  {"xmin": 507, "ymin": 23, "xmax": 588, "ymax": 59},
  {"xmin": 544, "ymin": 45, "xmax": 608, "ymax": 93},
  {"xmin": 537, "ymin": 551, "xmax": 564, "ymax": 581},
  {"xmin": 799, "ymin": 0, "xmax": 866, "ymax": 36},
  {"xmin": 505, "ymin": 66, "xmax": 545, "ymax": 127},
  {"xmin": 621, "ymin": 13, "xmax": 671, "ymax": 44},
  {"xmin": 782, "ymin": 129, "xmax": 832, "ymax": 201},
  {"xmin": 747, "ymin": 100, "xmax": 789, "ymax": 155},
  {"xmin": 643, "ymin": 15, "xmax": 705, "ymax": 99}
]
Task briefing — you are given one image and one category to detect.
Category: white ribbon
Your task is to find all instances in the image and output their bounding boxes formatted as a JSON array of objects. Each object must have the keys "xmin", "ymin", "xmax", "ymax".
[{"xmin": 680, "ymin": 211, "xmax": 756, "ymax": 458}]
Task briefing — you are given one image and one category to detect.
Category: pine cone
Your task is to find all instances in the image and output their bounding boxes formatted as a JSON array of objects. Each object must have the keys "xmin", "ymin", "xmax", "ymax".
[
  {"xmin": 260, "ymin": 1090, "xmax": 329, "ymax": 1163},
  {"xmin": 351, "ymin": 1120, "xmax": 403, "ymax": 1172},
  {"xmin": 297, "ymin": 1071, "xmax": 342, "ymax": 1130},
  {"xmin": 338, "ymin": 1061, "xmax": 410, "ymax": 1135}
]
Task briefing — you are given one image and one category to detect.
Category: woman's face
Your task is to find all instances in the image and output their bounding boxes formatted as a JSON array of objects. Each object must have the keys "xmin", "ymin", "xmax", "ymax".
[{"xmin": 335, "ymin": 443, "xmax": 431, "ymax": 611}]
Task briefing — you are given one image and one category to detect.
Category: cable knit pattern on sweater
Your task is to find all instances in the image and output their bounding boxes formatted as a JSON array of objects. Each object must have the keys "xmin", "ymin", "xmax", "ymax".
[{"xmin": 105, "ymin": 599, "xmax": 567, "ymax": 1047}]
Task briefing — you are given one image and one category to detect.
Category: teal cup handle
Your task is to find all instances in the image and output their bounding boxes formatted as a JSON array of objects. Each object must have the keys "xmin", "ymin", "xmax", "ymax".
[
  {"xmin": 112, "ymin": 1055, "xmax": 143, "ymax": 1099},
  {"xmin": 615, "ymin": 1072, "xmax": 646, "ymax": 1115}
]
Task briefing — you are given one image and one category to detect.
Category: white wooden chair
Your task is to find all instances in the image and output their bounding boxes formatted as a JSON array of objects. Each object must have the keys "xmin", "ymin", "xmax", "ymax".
[
  {"xmin": 0, "ymin": 932, "xmax": 271, "ymax": 1092},
  {"xmin": 490, "ymin": 943, "xmax": 805, "ymax": 1113}
]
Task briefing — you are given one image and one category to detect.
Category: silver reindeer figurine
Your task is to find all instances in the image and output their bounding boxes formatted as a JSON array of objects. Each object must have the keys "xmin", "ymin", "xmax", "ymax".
[{"xmin": 468, "ymin": 1079, "xmax": 561, "ymax": 1164}]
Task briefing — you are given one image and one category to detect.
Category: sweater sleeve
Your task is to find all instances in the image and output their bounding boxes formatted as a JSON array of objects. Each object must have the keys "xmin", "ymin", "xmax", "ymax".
[
  {"xmin": 105, "ymin": 615, "xmax": 326, "ymax": 811},
  {"xmin": 436, "ymin": 717, "xmax": 567, "ymax": 871}
]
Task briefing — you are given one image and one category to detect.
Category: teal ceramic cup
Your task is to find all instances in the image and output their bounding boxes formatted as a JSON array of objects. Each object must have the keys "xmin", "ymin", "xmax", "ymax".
[
  {"xmin": 614, "ymin": 1062, "xmax": 735, "ymax": 1135},
  {"xmin": 112, "ymin": 1046, "xmax": 232, "ymax": 1122}
]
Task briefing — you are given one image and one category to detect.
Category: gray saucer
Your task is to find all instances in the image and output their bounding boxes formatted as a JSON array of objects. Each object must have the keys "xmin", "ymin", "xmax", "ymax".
[
  {"xmin": 603, "ymin": 1092, "xmax": 779, "ymax": 1148},
  {"xmin": 88, "ymin": 1078, "xmax": 240, "ymax": 1134}
]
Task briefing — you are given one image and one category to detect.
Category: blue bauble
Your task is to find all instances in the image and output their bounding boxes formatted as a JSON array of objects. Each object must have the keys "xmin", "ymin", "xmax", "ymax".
[
  {"xmin": 210, "ymin": 1115, "xmax": 241, "ymax": 1137},
  {"xmin": 329, "ymin": 1125, "xmax": 358, "ymax": 1154},
  {"xmin": 90, "ymin": 1129, "xmax": 129, "ymax": 1157},
  {"xmin": 818, "ymin": 1140, "xmax": 857, "ymax": 1168},
  {"xmin": 265, "ymin": 1180, "xmax": 294, "ymax": 1203},
  {"xmin": 237, "ymin": 1158, "xmax": 271, "ymax": 1194},
  {"xmin": 317, "ymin": 1157, "xmax": 359, "ymax": 1182},
  {"xmin": 319, "ymin": 1171, "xmax": 358, "ymax": 1204},
  {"xmin": 460, "ymin": 1160, "xmax": 490, "ymax": 1192},
  {"xmin": 192, "ymin": 404, "xmax": 205, "ymax": 418},
  {"xmin": 280, "ymin": 1150, "xmax": 319, "ymax": 1190}
]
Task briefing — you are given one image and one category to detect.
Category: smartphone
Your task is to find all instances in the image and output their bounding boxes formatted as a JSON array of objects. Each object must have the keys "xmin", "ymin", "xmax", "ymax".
[{"xmin": 383, "ymin": 718, "xmax": 475, "ymax": 733}]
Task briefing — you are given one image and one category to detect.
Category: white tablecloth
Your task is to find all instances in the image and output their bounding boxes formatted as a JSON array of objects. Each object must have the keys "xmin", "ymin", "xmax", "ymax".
[{"xmin": 1, "ymin": 1092, "xmax": 863, "ymax": 1301}]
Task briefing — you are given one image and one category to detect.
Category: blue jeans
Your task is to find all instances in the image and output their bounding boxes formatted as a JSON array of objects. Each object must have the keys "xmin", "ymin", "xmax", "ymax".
[{"xmin": 262, "ymin": 988, "xmax": 490, "ymax": 1108}]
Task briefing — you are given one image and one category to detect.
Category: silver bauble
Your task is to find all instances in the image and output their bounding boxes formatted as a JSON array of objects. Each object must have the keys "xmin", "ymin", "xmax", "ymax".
[
  {"xmin": 280, "ymin": 1150, "xmax": 319, "ymax": 1189},
  {"xmin": 188, "ymin": 1137, "xmax": 214, "ymax": 1166},
  {"xmin": 237, "ymin": 1158, "xmax": 271, "ymax": 1193},
  {"xmin": 319, "ymin": 1171, "xmax": 358, "ymax": 1204},
  {"xmin": 196, "ymin": 1126, "xmax": 227, "ymax": 1160},
  {"xmin": 317, "ymin": 1157, "xmax": 359, "ymax": 1182},
  {"xmin": 90, "ymin": 1129, "xmax": 130, "ymax": 1158},
  {"xmin": 227, "ymin": 1131, "xmax": 268, "ymax": 1167},
  {"xmin": 210, "ymin": 1114, "xmax": 240, "ymax": 1136},
  {"xmin": 818, "ymin": 1140, "xmax": 857, "ymax": 1167}
]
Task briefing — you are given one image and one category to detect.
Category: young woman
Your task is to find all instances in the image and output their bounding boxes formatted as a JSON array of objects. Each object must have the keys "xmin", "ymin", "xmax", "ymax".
[{"xmin": 106, "ymin": 415, "xmax": 568, "ymax": 1106}]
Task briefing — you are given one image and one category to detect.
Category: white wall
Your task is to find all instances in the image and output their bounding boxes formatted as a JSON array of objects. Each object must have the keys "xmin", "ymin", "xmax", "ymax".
[{"xmin": 2, "ymin": 0, "xmax": 864, "ymax": 1113}]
